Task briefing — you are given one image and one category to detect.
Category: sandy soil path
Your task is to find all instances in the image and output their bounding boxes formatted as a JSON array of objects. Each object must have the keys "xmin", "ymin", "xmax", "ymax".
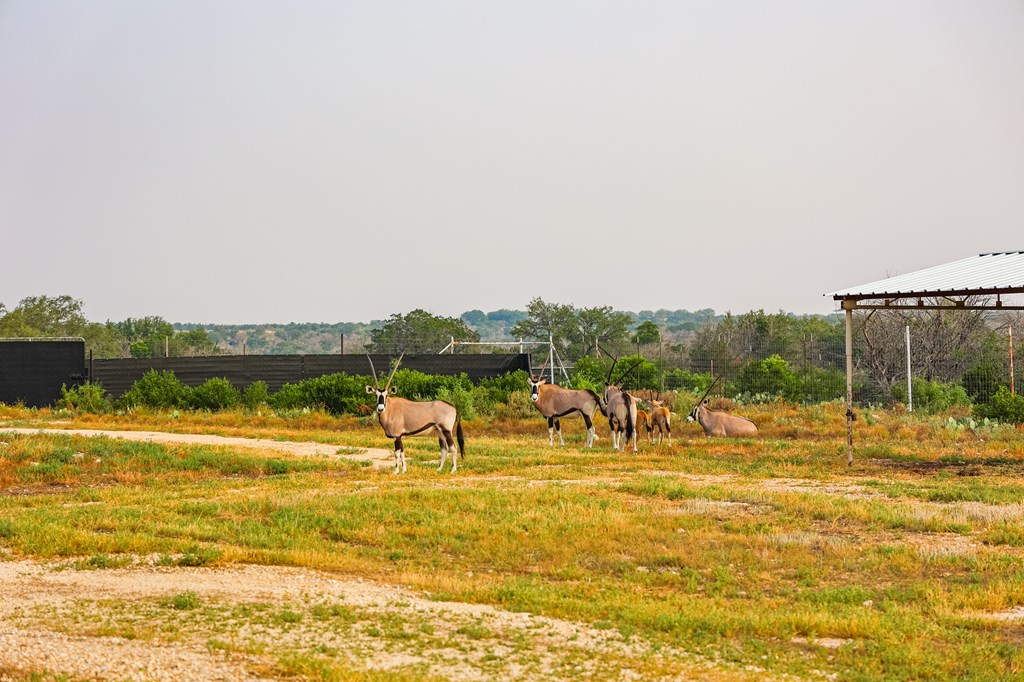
[{"xmin": 0, "ymin": 427, "xmax": 396, "ymax": 469}]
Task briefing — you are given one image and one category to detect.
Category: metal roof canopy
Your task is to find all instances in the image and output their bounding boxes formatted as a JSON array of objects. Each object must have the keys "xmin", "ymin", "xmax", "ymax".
[
  {"xmin": 827, "ymin": 251, "xmax": 1024, "ymax": 311},
  {"xmin": 824, "ymin": 251, "xmax": 1024, "ymax": 466}
]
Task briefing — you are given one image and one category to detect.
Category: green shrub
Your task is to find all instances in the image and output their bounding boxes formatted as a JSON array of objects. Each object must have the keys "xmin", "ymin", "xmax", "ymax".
[
  {"xmin": 241, "ymin": 380, "xmax": 270, "ymax": 408},
  {"xmin": 796, "ymin": 367, "xmax": 845, "ymax": 403},
  {"xmin": 191, "ymin": 377, "xmax": 241, "ymax": 411},
  {"xmin": 893, "ymin": 378, "xmax": 972, "ymax": 415},
  {"xmin": 57, "ymin": 382, "xmax": 112, "ymax": 413},
  {"xmin": 494, "ymin": 390, "xmax": 537, "ymax": 419},
  {"xmin": 118, "ymin": 370, "xmax": 193, "ymax": 410},
  {"xmin": 473, "ymin": 370, "xmax": 530, "ymax": 414},
  {"xmin": 299, "ymin": 373, "xmax": 374, "ymax": 414},
  {"xmin": 663, "ymin": 369, "xmax": 714, "ymax": 394},
  {"xmin": 736, "ymin": 355, "xmax": 799, "ymax": 401},
  {"xmin": 436, "ymin": 383, "xmax": 476, "ymax": 420},
  {"xmin": 270, "ymin": 382, "xmax": 306, "ymax": 411},
  {"xmin": 570, "ymin": 356, "xmax": 607, "ymax": 390},
  {"xmin": 973, "ymin": 386, "xmax": 1024, "ymax": 424},
  {"xmin": 268, "ymin": 373, "xmax": 373, "ymax": 415},
  {"xmin": 392, "ymin": 369, "xmax": 472, "ymax": 402}
]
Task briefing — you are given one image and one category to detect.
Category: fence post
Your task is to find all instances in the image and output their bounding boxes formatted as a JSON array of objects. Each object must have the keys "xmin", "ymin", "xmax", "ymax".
[
  {"xmin": 549, "ymin": 335, "xmax": 555, "ymax": 384},
  {"xmin": 905, "ymin": 325, "xmax": 912, "ymax": 412},
  {"xmin": 844, "ymin": 303, "xmax": 854, "ymax": 467},
  {"xmin": 1011, "ymin": 326, "xmax": 1016, "ymax": 395}
]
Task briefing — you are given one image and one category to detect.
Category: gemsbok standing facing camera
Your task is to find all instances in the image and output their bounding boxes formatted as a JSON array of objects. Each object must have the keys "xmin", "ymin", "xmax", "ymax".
[
  {"xmin": 686, "ymin": 378, "xmax": 758, "ymax": 438},
  {"xmin": 526, "ymin": 358, "xmax": 603, "ymax": 447},
  {"xmin": 365, "ymin": 354, "xmax": 465, "ymax": 474}
]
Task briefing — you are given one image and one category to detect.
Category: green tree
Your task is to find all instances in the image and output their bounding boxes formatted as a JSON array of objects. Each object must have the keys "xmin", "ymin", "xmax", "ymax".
[
  {"xmin": 511, "ymin": 298, "xmax": 631, "ymax": 360},
  {"xmin": 510, "ymin": 298, "xmax": 576, "ymax": 344},
  {"xmin": 0, "ymin": 295, "xmax": 120, "ymax": 357},
  {"xmin": 0, "ymin": 295, "xmax": 89, "ymax": 336},
  {"xmin": 171, "ymin": 328, "xmax": 218, "ymax": 356},
  {"xmin": 633, "ymin": 320, "xmax": 661, "ymax": 346},
  {"xmin": 575, "ymin": 306, "xmax": 632, "ymax": 357},
  {"xmin": 367, "ymin": 309, "xmax": 480, "ymax": 353},
  {"xmin": 109, "ymin": 317, "xmax": 217, "ymax": 357}
]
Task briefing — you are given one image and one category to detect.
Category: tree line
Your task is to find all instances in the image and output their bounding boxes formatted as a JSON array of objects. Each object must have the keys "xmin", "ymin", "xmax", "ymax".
[{"xmin": 3, "ymin": 294, "xmax": 1021, "ymax": 409}]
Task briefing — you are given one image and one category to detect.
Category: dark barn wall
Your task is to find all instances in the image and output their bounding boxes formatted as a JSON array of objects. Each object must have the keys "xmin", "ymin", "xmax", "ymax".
[
  {"xmin": 90, "ymin": 354, "xmax": 530, "ymax": 398},
  {"xmin": 0, "ymin": 340, "xmax": 86, "ymax": 407}
]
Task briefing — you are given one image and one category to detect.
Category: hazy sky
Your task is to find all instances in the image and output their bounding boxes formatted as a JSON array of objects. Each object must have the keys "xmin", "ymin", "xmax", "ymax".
[{"xmin": 2, "ymin": 1, "xmax": 1022, "ymax": 325}]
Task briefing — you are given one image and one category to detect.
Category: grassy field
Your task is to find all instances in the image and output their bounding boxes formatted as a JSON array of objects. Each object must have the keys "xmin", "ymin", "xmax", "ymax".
[{"xmin": 2, "ymin": 400, "xmax": 1024, "ymax": 680}]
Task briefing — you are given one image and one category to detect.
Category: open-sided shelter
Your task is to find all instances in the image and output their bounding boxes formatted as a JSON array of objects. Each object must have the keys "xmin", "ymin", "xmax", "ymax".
[{"xmin": 825, "ymin": 251, "xmax": 1024, "ymax": 464}]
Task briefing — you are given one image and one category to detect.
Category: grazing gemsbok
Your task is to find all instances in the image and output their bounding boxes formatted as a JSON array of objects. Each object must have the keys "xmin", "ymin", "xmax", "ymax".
[
  {"xmin": 602, "ymin": 357, "xmax": 642, "ymax": 453},
  {"xmin": 526, "ymin": 358, "xmax": 602, "ymax": 447},
  {"xmin": 365, "ymin": 354, "xmax": 465, "ymax": 474},
  {"xmin": 686, "ymin": 378, "xmax": 758, "ymax": 438},
  {"xmin": 649, "ymin": 396, "xmax": 672, "ymax": 446}
]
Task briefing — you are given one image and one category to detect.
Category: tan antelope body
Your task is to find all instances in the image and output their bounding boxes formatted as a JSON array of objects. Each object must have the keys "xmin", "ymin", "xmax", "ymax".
[
  {"xmin": 366, "ymin": 355, "xmax": 465, "ymax": 473},
  {"xmin": 600, "ymin": 354, "xmax": 642, "ymax": 453},
  {"xmin": 684, "ymin": 377, "xmax": 757, "ymax": 438},
  {"xmin": 649, "ymin": 399, "xmax": 672, "ymax": 445},
  {"xmin": 527, "ymin": 374, "xmax": 602, "ymax": 447},
  {"xmin": 636, "ymin": 409, "xmax": 652, "ymax": 443},
  {"xmin": 603, "ymin": 385, "xmax": 638, "ymax": 452},
  {"xmin": 687, "ymin": 402, "xmax": 757, "ymax": 437}
]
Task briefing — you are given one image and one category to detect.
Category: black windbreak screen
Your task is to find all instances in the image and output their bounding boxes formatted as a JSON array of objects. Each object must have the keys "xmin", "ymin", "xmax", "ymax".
[{"xmin": 0, "ymin": 340, "xmax": 86, "ymax": 407}]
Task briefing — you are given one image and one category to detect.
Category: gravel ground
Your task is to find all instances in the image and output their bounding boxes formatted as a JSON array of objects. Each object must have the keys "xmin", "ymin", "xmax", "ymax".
[
  {"xmin": 0, "ymin": 559, "xmax": 763, "ymax": 682},
  {"xmin": 0, "ymin": 428, "xmax": 777, "ymax": 681}
]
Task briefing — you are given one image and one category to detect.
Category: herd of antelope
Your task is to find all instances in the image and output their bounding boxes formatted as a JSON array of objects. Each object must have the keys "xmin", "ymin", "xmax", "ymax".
[{"xmin": 366, "ymin": 355, "xmax": 756, "ymax": 474}]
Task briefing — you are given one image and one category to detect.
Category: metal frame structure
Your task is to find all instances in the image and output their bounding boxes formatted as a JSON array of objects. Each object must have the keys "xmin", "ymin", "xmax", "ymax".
[
  {"xmin": 438, "ymin": 336, "xmax": 569, "ymax": 384},
  {"xmin": 826, "ymin": 251, "xmax": 1024, "ymax": 465}
]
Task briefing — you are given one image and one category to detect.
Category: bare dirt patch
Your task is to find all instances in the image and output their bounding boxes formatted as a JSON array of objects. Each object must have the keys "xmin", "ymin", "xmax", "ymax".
[{"xmin": 0, "ymin": 559, "xmax": 768, "ymax": 682}]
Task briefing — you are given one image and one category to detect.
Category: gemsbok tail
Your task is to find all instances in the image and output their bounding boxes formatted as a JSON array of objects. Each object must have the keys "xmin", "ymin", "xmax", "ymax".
[
  {"xmin": 456, "ymin": 416, "xmax": 465, "ymax": 458},
  {"xmin": 624, "ymin": 394, "xmax": 634, "ymax": 442}
]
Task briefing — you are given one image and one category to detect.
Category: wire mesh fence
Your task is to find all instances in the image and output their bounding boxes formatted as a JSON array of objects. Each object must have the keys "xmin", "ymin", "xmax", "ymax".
[{"xmin": 534, "ymin": 330, "xmax": 1021, "ymax": 408}]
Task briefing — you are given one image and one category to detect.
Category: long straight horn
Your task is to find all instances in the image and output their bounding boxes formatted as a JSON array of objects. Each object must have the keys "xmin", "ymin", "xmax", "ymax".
[
  {"xmin": 383, "ymin": 353, "xmax": 404, "ymax": 392},
  {"xmin": 613, "ymin": 360, "xmax": 643, "ymax": 388},
  {"xmin": 366, "ymin": 354, "xmax": 380, "ymax": 389},
  {"xmin": 533, "ymin": 354, "xmax": 550, "ymax": 381},
  {"xmin": 694, "ymin": 375, "xmax": 721, "ymax": 407}
]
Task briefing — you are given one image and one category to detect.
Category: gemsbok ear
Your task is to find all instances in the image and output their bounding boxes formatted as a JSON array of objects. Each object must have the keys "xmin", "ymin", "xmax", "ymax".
[
  {"xmin": 389, "ymin": 386, "xmax": 397, "ymax": 394},
  {"xmin": 365, "ymin": 385, "xmax": 374, "ymax": 394}
]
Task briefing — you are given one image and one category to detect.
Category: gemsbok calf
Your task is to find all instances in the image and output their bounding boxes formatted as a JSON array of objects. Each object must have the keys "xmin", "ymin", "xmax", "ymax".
[
  {"xmin": 365, "ymin": 354, "xmax": 465, "ymax": 474},
  {"xmin": 649, "ymin": 397, "xmax": 672, "ymax": 445},
  {"xmin": 526, "ymin": 358, "xmax": 603, "ymax": 447},
  {"xmin": 685, "ymin": 378, "xmax": 757, "ymax": 438},
  {"xmin": 636, "ymin": 409, "xmax": 652, "ymax": 443}
]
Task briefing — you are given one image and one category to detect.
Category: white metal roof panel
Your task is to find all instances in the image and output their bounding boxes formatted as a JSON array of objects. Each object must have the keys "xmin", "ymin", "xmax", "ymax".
[{"xmin": 826, "ymin": 251, "xmax": 1024, "ymax": 300}]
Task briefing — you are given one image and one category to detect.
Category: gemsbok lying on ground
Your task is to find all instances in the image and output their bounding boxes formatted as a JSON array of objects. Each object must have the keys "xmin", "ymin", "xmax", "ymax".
[
  {"xmin": 685, "ymin": 378, "xmax": 758, "ymax": 438},
  {"xmin": 526, "ymin": 357, "xmax": 602, "ymax": 447},
  {"xmin": 365, "ymin": 354, "xmax": 465, "ymax": 474}
]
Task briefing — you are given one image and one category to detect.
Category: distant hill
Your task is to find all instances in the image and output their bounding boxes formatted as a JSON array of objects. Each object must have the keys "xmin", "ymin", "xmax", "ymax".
[{"xmin": 174, "ymin": 308, "xmax": 728, "ymax": 355}]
